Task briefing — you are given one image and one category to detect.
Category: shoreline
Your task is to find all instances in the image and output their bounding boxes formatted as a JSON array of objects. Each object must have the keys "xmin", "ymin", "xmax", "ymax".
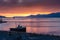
[{"xmin": 0, "ymin": 30, "xmax": 60, "ymax": 40}]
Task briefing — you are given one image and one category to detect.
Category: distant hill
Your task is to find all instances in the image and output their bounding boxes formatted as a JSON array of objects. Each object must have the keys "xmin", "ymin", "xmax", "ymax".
[
  {"xmin": 27, "ymin": 12, "xmax": 60, "ymax": 18},
  {"xmin": 13, "ymin": 16, "xmax": 26, "ymax": 18},
  {"xmin": 0, "ymin": 16, "xmax": 6, "ymax": 18}
]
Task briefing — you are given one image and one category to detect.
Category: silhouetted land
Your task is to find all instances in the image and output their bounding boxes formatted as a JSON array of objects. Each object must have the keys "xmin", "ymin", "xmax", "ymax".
[
  {"xmin": 0, "ymin": 12, "xmax": 60, "ymax": 18},
  {"xmin": 0, "ymin": 31, "xmax": 60, "ymax": 40},
  {"xmin": 0, "ymin": 16, "xmax": 7, "ymax": 23},
  {"xmin": 27, "ymin": 12, "xmax": 60, "ymax": 18},
  {"xmin": 0, "ymin": 16, "xmax": 6, "ymax": 18},
  {"xmin": 13, "ymin": 12, "xmax": 60, "ymax": 18}
]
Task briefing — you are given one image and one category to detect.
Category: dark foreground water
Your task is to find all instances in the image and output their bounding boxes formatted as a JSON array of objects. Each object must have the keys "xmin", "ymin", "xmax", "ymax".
[{"xmin": 0, "ymin": 18, "xmax": 60, "ymax": 35}]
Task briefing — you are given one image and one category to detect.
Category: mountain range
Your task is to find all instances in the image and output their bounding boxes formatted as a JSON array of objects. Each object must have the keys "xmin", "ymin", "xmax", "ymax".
[
  {"xmin": 27, "ymin": 12, "xmax": 60, "ymax": 18},
  {"xmin": 0, "ymin": 16, "xmax": 6, "ymax": 18},
  {"xmin": 0, "ymin": 12, "xmax": 60, "ymax": 18}
]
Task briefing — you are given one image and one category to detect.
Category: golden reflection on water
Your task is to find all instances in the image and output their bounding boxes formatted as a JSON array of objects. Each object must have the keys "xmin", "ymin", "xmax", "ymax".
[{"xmin": 26, "ymin": 27, "xmax": 49, "ymax": 34}]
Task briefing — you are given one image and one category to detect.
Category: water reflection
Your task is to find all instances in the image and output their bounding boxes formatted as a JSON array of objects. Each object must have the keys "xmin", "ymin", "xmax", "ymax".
[
  {"xmin": 0, "ymin": 18, "xmax": 60, "ymax": 35},
  {"xmin": 26, "ymin": 27, "xmax": 49, "ymax": 34}
]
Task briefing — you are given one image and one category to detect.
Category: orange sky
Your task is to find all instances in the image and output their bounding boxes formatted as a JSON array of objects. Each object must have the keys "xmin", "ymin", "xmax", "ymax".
[
  {"xmin": 0, "ymin": 13, "xmax": 51, "ymax": 17},
  {"xmin": 0, "ymin": 6, "xmax": 60, "ymax": 17},
  {"xmin": 0, "ymin": 0, "xmax": 60, "ymax": 17}
]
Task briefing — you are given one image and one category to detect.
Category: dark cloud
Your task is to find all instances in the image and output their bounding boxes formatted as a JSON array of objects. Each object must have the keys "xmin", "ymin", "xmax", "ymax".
[
  {"xmin": 23, "ymin": 0, "xmax": 60, "ymax": 6},
  {"xmin": 0, "ymin": 0, "xmax": 60, "ymax": 7},
  {"xmin": 0, "ymin": 0, "xmax": 60, "ymax": 17},
  {"xmin": 0, "ymin": 0, "xmax": 60, "ymax": 13}
]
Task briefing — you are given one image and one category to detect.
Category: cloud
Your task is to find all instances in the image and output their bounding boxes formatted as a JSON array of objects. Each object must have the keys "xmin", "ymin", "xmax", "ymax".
[
  {"xmin": 0, "ymin": 0, "xmax": 60, "ymax": 6},
  {"xmin": 0, "ymin": 0, "xmax": 60, "ymax": 15},
  {"xmin": 23, "ymin": 0, "xmax": 60, "ymax": 6}
]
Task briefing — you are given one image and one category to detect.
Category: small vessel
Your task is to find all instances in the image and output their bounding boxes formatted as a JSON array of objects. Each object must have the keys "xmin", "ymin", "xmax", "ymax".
[
  {"xmin": 0, "ymin": 19, "xmax": 7, "ymax": 23},
  {"xmin": 10, "ymin": 25, "xmax": 26, "ymax": 32}
]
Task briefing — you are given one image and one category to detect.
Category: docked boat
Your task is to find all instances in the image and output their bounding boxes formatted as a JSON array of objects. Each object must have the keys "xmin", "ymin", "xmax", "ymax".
[{"xmin": 10, "ymin": 25, "xmax": 26, "ymax": 32}]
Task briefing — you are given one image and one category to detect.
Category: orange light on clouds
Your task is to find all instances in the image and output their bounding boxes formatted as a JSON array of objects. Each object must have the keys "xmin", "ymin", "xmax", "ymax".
[
  {"xmin": 0, "ymin": 5, "xmax": 60, "ymax": 17},
  {"xmin": 0, "ymin": 13, "xmax": 31, "ymax": 17},
  {"xmin": 0, "ymin": 12, "xmax": 51, "ymax": 17}
]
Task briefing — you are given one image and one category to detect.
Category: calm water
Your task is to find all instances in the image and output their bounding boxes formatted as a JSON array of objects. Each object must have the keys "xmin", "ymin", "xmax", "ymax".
[{"xmin": 0, "ymin": 18, "xmax": 60, "ymax": 35}]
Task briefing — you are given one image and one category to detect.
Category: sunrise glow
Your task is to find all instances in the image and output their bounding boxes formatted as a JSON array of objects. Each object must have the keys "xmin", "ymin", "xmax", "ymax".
[
  {"xmin": 0, "ymin": 12, "xmax": 51, "ymax": 17},
  {"xmin": 0, "ymin": 0, "xmax": 60, "ymax": 17}
]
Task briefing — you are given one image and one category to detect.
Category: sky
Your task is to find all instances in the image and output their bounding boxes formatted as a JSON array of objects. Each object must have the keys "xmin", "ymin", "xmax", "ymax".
[{"xmin": 0, "ymin": 0, "xmax": 60, "ymax": 17}]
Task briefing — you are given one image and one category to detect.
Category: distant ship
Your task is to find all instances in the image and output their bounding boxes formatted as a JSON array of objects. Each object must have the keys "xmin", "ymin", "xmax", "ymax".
[
  {"xmin": 0, "ymin": 19, "xmax": 7, "ymax": 23},
  {"xmin": 10, "ymin": 25, "xmax": 26, "ymax": 32}
]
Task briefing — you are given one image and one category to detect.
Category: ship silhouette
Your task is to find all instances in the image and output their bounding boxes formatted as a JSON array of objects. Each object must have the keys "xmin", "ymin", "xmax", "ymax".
[{"xmin": 10, "ymin": 25, "xmax": 26, "ymax": 32}]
